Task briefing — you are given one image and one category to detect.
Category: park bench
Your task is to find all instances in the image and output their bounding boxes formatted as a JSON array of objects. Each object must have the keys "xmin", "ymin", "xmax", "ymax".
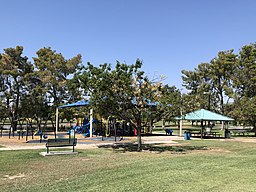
[{"xmin": 46, "ymin": 138, "xmax": 77, "ymax": 153}]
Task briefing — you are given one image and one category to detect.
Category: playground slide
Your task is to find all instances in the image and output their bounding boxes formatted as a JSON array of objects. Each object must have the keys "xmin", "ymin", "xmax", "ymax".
[{"xmin": 70, "ymin": 119, "xmax": 96, "ymax": 136}]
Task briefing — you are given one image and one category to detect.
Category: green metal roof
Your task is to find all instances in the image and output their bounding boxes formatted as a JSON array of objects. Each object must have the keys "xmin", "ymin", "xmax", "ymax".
[{"xmin": 179, "ymin": 109, "xmax": 234, "ymax": 121}]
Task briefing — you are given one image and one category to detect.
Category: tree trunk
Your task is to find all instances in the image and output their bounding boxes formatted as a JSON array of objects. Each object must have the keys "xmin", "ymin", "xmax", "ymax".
[
  {"xmin": 13, "ymin": 83, "xmax": 20, "ymax": 131},
  {"xmin": 221, "ymin": 121, "xmax": 224, "ymax": 131},
  {"xmin": 137, "ymin": 125, "xmax": 142, "ymax": 151},
  {"xmin": 253, "ymin": 123, "xmax": 256, "ymax": 137},
  {"xmin": 36, "ymin": 117, "xmax": 41, "ymax": 132},
  {"xmin": 220, "ymin": 91, "xmax": 224, "ymax": 114},
  {"xmin": 136, "ymin": 115, "xmax": 142, "ymax": 151},
  {"xmin": 13, "ymin": 113, "xmax": 18, "ymax": 131}
]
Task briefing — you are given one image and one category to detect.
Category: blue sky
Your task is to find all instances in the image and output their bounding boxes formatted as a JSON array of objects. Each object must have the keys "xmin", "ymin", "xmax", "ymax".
[{"xmin": 1, "ymin": 0, "xmax": 256, "ymax": 88}]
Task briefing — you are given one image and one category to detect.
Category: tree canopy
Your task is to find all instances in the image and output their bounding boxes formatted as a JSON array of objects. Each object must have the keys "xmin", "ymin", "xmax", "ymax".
[
  {"xmin": 0, "ymin": 42, "xmax": 255, "ymax": 142},
  {"xmin": 182, "ymin": 44, "xmax": 256, "ymax": 132},
  {"xmin": 0, "ymin": 46, "xmax": 82, "ymax": 130},
  {"xmin": 78, "ymin": 60, "xmax": 165, "ymax": 150}
]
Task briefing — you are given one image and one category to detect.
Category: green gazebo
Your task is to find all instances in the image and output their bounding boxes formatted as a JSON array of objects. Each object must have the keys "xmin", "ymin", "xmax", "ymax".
[{"xmin": 178, "ymin": 109, "xmax": 234, "ymax": 138}]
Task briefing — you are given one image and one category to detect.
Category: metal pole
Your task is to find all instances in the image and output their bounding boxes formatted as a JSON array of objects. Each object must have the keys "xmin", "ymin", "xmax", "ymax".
[
  {"xmin": 179, "ymin": 119, "xmax": 183, "ymax": 137},
  {"xmin": 162, "ymin": 118, "xmax": 165, "ymax": 129},
  {"xmin": 114, "ymin": 121, "xmax": 117, "ymax": 142},
  {"xmin": 201, "ymin": 120, "xmax": 203, "ymax": 139},
  {"xmin": 180, "ymin": 90, "xmax": 183, "ymax": 136},
  {"xmin": 90, "ymin": 108, "xmax": 93, "ymax": 138},
  {"xmin": 26, "ymin": 121, "xmax": 28, "ymax": 141},
  {"xmin": 208, "ymin": 93, "xmax": 211, "ymax": 111},
  {"xmin": 55, "ymin": 108, "xmax": 59, "ymax": 134}
]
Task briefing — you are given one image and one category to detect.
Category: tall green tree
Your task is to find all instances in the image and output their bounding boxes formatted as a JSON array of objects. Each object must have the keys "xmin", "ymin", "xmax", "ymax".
[
  {"xmin": 231, "ymin": 44, "xmax": 256, "ymax": 132},
  {"xmin": 181, "ymin": 69, "xmax": 201, "ymax": 94},
  {"xmin": 182, "ymin": 50, "xmax": 236, "ymax": 114},
  {"xmin": 159, "ymin": 85, "xmax": 181, "ymax": 120},
  {"xmin": 79, "ymin": 60, "xmax": 162, "ymax": 151},
  {"xmin": 19, "ymin": 69, "xmax": 51, "ymax": 130},
  {"xmin": 209, "ymin": 50, "xmax": 236, "ymax": 114},
  {"xmin": 33, "ymin": 47, "xmax": 82, "ymax": 107},
  {"xmin": 233, "ymin": 44, "xmax": 256, "ymax": 97},
  {"xmin": 0, "ymin": 46, "xmax": 33, "ymax": 129},
  {"xmin": 182, "ymin": 63, "xmax": 212, "ymax": 111}
]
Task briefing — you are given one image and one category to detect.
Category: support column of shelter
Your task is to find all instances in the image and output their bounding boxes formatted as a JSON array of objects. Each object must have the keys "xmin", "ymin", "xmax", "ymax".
[
  {"xmin": 162, "ymin": 119, "xmax": 165, "ymax": 129},
  {"xmin": 90, "ymin": 108, "xmax": 93, "ymax": 138},
  {"xmin": 179, "ymin": 103, "xmax": 183, "ymax": 136},
  {"xmin": 201, "ymin": 120, "xmax": 203, "ymax": 139},
  {"xmin": 179, "ymin": 119, "xmax": 183, "ymax": 137},
  {"xmin": 55, "ymin": 108, "xmax": 59, "ymax": 134}
]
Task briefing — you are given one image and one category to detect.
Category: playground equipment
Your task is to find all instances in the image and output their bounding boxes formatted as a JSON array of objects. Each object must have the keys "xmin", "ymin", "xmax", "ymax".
[
  {"xmin": 34, "ymin": 130, "xmax": 48, "ymax": 140},
  {"xmin": 56, "ymin": 100, "xmax": 93, "ymax": 136},
  {"xmin": 0, "ymin": 115, "xmax": 58, "ymax": 143},
  {"xmin": 72, "ymin": 119, "xmax": 97, "ymax": 137},
  {"xmin": 70, "ymin": 116, "xmax": 134, "ymax": 141},
  {"xmin": 102, "ymin": 117, "xmax": 134, "ymax": 141},
  {"xmin": 56, "ymin": 100, "xmax": 154, "ymax": 138}
]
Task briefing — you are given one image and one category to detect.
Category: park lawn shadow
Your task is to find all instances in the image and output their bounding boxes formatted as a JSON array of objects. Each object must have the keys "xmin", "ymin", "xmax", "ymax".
[{"xmin": 98, "ymin": 142, "xmax": 208, "ymax": 154}]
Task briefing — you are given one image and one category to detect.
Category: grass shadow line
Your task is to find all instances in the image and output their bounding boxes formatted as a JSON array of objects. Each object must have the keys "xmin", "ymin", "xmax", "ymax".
[{"xmin": 98, "ymin": 142, "xmax": 208, "ymax": 153}]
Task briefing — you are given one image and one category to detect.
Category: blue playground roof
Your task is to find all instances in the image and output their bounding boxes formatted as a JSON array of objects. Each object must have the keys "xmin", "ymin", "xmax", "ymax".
[
  {"xmin": 58, "ymin": 100, "xmax": 90, "ymax": 108},
  {"xmin": 59, "ymin": 99, "xmax": 171, "ymax": 108}
]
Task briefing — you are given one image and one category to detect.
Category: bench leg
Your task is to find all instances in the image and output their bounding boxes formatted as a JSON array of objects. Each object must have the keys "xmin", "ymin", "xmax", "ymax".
[
  {"xmin": 73, "ymin": 145, "xmax": 75, "ymax": 152},
  {"xmin": 47, "ymin": 147, "xmax": 49, "ymax": 153}
]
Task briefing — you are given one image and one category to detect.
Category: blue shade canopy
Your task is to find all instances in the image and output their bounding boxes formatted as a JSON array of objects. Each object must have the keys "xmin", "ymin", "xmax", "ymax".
[
  {"xmin": 58, "ymin": 100, "xmax": 90, "ymax": 109},
  {"xmin": 177, "ymin": 109, "xmax": 234, "ymax": 121}
]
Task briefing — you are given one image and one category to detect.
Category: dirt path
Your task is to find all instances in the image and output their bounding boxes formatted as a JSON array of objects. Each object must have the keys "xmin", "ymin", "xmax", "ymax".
[
  {"xmin": 0, "ymin": 133, "xmax": 183, "ymax": 150},
  {"xmin": 2, "ymin": 132, "xmax": 255, "ymax": 151}
]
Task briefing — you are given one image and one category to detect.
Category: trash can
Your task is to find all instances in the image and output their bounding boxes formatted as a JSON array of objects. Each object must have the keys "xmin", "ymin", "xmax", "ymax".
[
  {"xmin": 70, "ymin": 129, "xmax": 75, "ymax": 139},
  {"xmin": 225, "ymin": 130, "xmax": 230, "ymax": 138},
  {"xmin": 187, "ymin": 131, "xmax": 191, "ymax": 140},
  {"xmin": 184, "ymin": 131, "xmax": 191, "ymax": 140}
]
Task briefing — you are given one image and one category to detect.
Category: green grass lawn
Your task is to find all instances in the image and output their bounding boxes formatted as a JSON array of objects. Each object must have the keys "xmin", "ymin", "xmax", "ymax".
[{"xmin": 1, "ymin": 139, "xmax": 256, "ymax": 192}]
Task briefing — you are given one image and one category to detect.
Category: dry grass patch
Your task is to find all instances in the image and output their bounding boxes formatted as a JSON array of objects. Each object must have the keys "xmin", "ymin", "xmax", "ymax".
[
  {"xmin": 3, "ymin": 173, "xmax": 26, "ymax": 180},
  {"xmin": 1, "ymin": 140, "xmax": 256, "ymax": 192}
]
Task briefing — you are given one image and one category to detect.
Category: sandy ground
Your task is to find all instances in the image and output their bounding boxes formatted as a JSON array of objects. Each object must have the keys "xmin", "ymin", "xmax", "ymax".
[
  {"xmin": 1, "ymin": 132, "xmax": 256, "ymax": 151},
  {"xmin": 231, "ymin": 137, "xmax": 256, "ymax": 143},
  {"xmin": 0, "ymin": 132, "xmax": 183, "ymax": 151}
]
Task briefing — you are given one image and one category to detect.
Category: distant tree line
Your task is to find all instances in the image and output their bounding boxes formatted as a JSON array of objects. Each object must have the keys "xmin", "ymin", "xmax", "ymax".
[
  {"xmin": 0, "ymin": 44, "xmax": 255, "ymax": 150},
  {"xmin": 0, "ymin": 46, "xmax": 82, "ymax": 130},
  {"xmin": 0, "ymin": 46, "xmax": 179, "ymax": 150},
  {"xmin": 182, "ymin": 43, "xmax": 256, "ymax": 130}
]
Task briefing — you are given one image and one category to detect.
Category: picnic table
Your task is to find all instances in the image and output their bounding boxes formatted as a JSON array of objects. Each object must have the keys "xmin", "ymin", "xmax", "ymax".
[
  {"xmin": 231, "ymin": 129, "xmax": 251, "ymax": 136},
  {"xmin": 204, "ymin": 131, "xmax": 221, "ymax": 138},
  {"xmin": 189, "ymin": 130, "xmax": 221, "ymax": 138}
]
